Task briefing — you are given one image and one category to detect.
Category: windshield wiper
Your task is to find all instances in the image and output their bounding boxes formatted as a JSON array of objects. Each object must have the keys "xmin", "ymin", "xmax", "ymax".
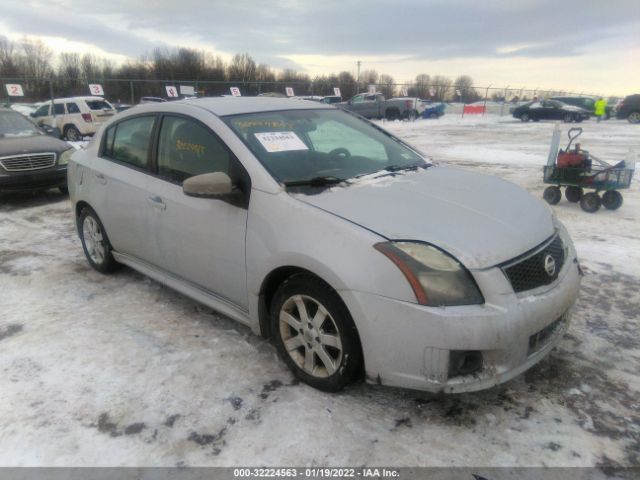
[
  {"xmin": 383, "ymin": 162, "xmax": 430, "ymax": 173},
  {"xmin": 283, "ymin": 176, "xmax": 345, "ymax": 187}
]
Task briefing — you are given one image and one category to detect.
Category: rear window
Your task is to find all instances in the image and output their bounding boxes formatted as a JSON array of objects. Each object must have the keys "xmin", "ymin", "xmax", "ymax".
[{"xmin": 86, "ymin": 100, "xmax": 112, "ymax": 111}]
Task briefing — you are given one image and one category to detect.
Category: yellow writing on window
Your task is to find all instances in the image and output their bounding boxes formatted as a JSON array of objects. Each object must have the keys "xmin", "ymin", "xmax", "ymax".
[{"xmin": 176, "ymin": 139, "xmax": 205, "ymax": 155}]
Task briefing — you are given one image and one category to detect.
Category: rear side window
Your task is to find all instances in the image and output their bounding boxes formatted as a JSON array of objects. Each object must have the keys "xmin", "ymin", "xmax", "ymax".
[
  {"xmin": 53, "ymin": 104, "xmax": 65, "ymax": 115},
  {"xmin": 157, "ymin": 116, "xmax": 232, "ymax": 184},
  {"xmin": 86, "ymin": 100, "xmax": 112, "ymax": 111},
  {"xmin": 66, "ymin": 103, "xmax": 80, "ymax": 114},
  {"xmin": 103, "ymin": 116, "xmax": 155, "ymax": 169}
]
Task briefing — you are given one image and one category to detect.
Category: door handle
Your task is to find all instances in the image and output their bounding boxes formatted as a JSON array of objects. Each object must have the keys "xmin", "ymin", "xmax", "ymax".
[
  {"xmin": 94, "ymin": 172, "xmax": 107, "ymax": 184},
  {"xmin": 147, "ymin": 196, "xmax": 167, "ymax": 210}
]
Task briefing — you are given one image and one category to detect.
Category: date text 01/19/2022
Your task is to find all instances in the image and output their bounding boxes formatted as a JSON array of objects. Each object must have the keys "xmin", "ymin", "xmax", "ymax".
[{"xmin": 232, "ymin": 468, "xmax": 400, "ymax": 478}]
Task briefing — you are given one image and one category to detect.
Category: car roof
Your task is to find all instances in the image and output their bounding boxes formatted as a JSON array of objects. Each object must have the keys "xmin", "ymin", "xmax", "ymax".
[
  {"xmin": 137, "ymin": 97, "xmax": 335, "ymax": 117},
  {"xmin": 44, "ymin": 96, "xmax": 107, "ymax": 103}
]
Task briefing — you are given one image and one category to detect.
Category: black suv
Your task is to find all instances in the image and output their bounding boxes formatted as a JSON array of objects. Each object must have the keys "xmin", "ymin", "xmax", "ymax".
[
  {"xmin": 551, "ymin": 96, "xmax": 612, "ymax": 120},
  {"xmin": 615, "ymin": 94, "xmax": 640, "ymax": 124}
]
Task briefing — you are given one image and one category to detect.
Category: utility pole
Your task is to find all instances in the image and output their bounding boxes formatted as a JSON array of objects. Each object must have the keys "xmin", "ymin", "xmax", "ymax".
[{"xmin": 356, "ymin": 60, "xmax": 361, "ymax": 94}]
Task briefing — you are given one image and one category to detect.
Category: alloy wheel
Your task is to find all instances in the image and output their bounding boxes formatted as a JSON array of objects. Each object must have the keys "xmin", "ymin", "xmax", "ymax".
[
  {"xmin": 82, "ymin": 215, "xmax": 106, "ymax": 264},
  {"xmin": 279, "ymin": 294, "xmax": 343, "ymax": 378}
]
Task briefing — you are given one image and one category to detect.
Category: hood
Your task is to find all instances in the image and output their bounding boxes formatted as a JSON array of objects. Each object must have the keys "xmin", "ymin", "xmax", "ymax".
[
  {"xmin": 292, "ymin": 167, "xmax": 554, "ymax": 269},
  {"xmin": 0, "ymin": 134, "xmax": 71, "ymax": 157}
]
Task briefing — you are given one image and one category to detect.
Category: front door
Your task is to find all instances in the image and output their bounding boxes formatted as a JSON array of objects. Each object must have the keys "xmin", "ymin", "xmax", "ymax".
[{"xmin": 146, "ymin": 114, "xmax": 250, "ymax": 309}]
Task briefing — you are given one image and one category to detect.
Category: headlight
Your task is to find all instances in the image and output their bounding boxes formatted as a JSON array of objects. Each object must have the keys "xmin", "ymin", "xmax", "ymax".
[
  {"xmin": 374, "ymin": 242, "xmax": 484, "ymax": 306},
  {"xmin": 58, "ymin": 148, "xmax": 74, "ymax": 165}
]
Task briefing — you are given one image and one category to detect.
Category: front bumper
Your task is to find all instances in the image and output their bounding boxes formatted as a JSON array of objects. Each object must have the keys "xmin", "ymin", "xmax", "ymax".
[
  {"xmin": 341, "ymin": 240, "xmax": 581, "ymax": 393},
  {"xmin": 0, "ymin": 165, "xmax": 67, "ymax": 191}
]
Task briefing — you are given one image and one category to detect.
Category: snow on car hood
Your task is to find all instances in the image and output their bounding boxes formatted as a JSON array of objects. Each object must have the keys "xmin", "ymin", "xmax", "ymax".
[{"xmin": 292, "ymin": 166, "xmax": 554, "ymax": 269}]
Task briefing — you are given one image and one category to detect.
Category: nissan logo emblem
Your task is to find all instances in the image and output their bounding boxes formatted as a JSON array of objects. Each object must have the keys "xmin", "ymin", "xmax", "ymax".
[{"xmin": 544, "ymin": 254, "xmax": 556, "ymax": 277}]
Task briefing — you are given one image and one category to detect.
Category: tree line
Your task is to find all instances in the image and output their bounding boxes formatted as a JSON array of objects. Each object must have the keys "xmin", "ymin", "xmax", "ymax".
[{"xmin": 1, "ymin": 36, "xmax": 486, "ymax": 103}]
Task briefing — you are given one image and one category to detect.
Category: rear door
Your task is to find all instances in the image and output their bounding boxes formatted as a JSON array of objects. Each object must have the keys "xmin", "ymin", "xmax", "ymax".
[{"xmin": 90, "ymin": 114, "xmax": 159, "ymax": 264}]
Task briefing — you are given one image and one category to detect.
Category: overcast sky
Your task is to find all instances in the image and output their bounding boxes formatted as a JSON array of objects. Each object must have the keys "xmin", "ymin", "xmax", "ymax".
[{"xmin": 1, "ymin": 0, "xmax": 639, "ymax": 94}]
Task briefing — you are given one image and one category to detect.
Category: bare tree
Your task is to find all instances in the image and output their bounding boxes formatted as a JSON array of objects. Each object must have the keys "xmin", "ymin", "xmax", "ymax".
[
  {"xmin": 412, "ymin": 73, "xmax": 431, "ymax": 98},
  {"xmin": 228, "ymin": 53, "xmax": 256, "ymax": 83},
  {"xmin": 379, "ymin": 74, "xmax": 395, "ymax": 98},
  {"xmin": 453, "ymin": 75, "xmax": 478, "ymax": 102},
  {"xmin": 432, "ymin": 75, "xmax": 452, "ymax": 101}
]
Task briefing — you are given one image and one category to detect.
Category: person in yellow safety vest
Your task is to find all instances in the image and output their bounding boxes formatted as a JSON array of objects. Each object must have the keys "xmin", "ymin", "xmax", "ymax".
[{"xmin": 594, "ymin": 97, "xmax": 607, "ymax": 122}]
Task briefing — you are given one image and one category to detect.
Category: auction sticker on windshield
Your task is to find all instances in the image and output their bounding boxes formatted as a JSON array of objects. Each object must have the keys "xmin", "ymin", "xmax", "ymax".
[{"xmin": 254, "ymin": 131, "xmax": 308, "ymax": 152}]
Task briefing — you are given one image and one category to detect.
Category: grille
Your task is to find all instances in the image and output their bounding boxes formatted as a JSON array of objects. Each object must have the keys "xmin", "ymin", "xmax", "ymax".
[
  {"xmin": 0, "ymin": 153, "xmax": 57, "ymax": 172},
  {"xmin": 501, "ymin": 234, "xmax": 565, "ymax": 293}
]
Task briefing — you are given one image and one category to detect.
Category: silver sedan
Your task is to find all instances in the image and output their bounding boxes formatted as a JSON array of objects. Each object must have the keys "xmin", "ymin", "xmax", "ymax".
[{"xmin": 68, "ymin": 97, "xmax": 581, "ymax": 393}]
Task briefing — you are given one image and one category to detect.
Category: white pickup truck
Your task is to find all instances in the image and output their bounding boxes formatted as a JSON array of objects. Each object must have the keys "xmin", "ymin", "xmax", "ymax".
[{"xmin": 337, "ymin": 93, "xmax": 425, "ymax": 120}]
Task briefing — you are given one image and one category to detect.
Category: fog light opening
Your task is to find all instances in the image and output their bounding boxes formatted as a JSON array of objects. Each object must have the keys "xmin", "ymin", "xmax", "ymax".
[{"xmin": 449, "ymin": 350, "xmax": 483, "ymax": 377}]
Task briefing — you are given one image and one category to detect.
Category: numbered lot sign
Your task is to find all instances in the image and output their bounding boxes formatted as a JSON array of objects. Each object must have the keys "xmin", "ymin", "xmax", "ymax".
[
  {"xmin": 6, "ymin": 84, "xmax": 25, "ymax": 97},
  {"xmin": 89, "ymin": 84, "xmax": 104, "ymax": 96},
  {"xmin": 429, "ymin": 88, "xmax": 435, "ymax": 96},
  {"xmin": 166, "ymin": 86, "xmax": 178, "ymax": 98},
  {"xmin": 285, "ymin": 87, "xmax": 295, "ymax": 97},
  {"xmin": 400, "ymin": 87, "xmax": 408, "ymax": 96},
  {"xmin": 368, "ymin": 85, "xmax": 376, "ymax": 94},
  {"xmin": 230, "ymin": 87, "xmax": 241, "ymax": 97},
  {"xmin": 333, "ymin": 87, "xmax": 341, "ymax": 97}
]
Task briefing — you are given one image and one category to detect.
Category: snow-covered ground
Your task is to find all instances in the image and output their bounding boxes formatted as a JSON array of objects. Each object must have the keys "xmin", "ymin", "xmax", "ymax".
[{"xmin": 0, "ymin": 115, "xmax": 639, "ymax": 469}]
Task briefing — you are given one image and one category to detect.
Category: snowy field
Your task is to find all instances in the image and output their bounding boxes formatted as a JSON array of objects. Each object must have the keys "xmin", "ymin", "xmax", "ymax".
[{"xmin": 0, "ymin": 115, "xmax": 639, "ymax": 469}]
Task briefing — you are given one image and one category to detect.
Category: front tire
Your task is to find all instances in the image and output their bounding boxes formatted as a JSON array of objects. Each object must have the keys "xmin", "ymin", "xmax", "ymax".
[
  {"xmin": 520, "ymin": 113, "xmax": 530, "ymax": 122},
  {"xmin": 270, "ymin": 274, "xmax": 362, "ymax": 392},
  {"xmin": 78, "ymin": 207, "xmax": 119, "ymax": 273},
  {"xmin": 563, "ymin": 113, "xmax": 575, "ymax": 123},
  {"xmin": 628, "ymin": 112, "xmax": 640, "ymax": 124}
]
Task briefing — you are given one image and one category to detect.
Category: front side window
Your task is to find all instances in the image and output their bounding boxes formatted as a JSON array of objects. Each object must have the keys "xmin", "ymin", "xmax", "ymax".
[
  {"xmin": 104, "ymin": 116, "xmax": 155, "ymax": 169},
  {"xmin": 351, "ymin": 94, "xmax": 364, "ymax": 104},
  {"xmin": 225, "ymin": 109, "xmax": 425, "ymax": 184},
  {"xmin": 157, "ymin": 116, "xmax": 232, "ymax": 184}
]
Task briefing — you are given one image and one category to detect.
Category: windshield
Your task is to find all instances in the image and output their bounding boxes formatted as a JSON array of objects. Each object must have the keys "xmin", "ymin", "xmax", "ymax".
[
  {"xmin": 0, "ymin": 110, "xmax": 41, "ymax": 137},
  {"xmin": 224, "ymin": 109, "xmax": 426, "ymax": 184}
]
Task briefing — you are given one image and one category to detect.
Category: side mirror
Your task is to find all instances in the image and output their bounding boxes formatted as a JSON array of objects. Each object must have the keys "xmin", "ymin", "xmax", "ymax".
[
  {"xmin": 183, "ymin": 172, "xmax": 234, "ymax": 198},
  {"xmin": 30, "ymin": 112, "xmax": 35, "ymax": 117}
]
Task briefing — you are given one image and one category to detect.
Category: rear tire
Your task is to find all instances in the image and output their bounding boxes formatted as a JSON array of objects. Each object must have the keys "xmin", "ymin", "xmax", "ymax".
[
  {"xmin": 602, "ymin": 190, "xmax": 623, "ymax": 210},
  {"xmin": 520, "ymin": 113, "xmax": 530, "ymax": 122},
  {"xmin": 270, "ymin": 274, "xmax": 363, "ymax": 392},
  {"xmin": 385, "ymin": 108, "xmax": 400, "ymax": 121},
  {"xmin": 565, "ymin": 186, "xmax": 583, "ymax": 203},
  {"xmin": 78, "ymin": 207, "xmax": 119, "ymax": 273},
  {"xmin": 628, "ymin": 112, "xmax": 640, "ymax": 124},
  {"xmin": 543, "ymin": 186, "xmax": 561, "ymax": 205},
  {"xmin": 64, "ymin": 125, "xmax": 81, "ymax": 141},
  {"xmin": 580, "ymin": 192, "xmax": 601, "ymax": 213},
  {"xmin": 563, "ymin": 113, "xmax": 575, "ymax": 123}
]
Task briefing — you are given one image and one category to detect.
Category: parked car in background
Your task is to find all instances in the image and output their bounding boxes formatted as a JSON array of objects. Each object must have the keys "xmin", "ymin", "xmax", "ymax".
[
  {"xmin": 139, "ymin": 97, "xmax": 168, "ymax": 104},
  {"xmin": 68, "ymin": 97, "xmax": 581, "ymax": 394},
  {"xmin": 551, "ymin": 96, "xmax": 612, "ymax": 120},
  {"xmin": 512, "ymin": 100, "xmax": 590, "ymax": 123},
  {"xmin": 615, "ymin": 94, "xmax": 640, "ymax": 124},
  {"xmin": 338, "ymin": 93, "xmax": 426, "ymax": 120},
  {"xmin": 320, "ymin": 95, "xmax": 342, "ymax": 104},
  {"xmin": 30, "ymin": 96, "xmax": 116, "ymax": 141},
  {"xmin": 9, "ymin": 103, "xmax": 39, "ymax": 117},
  {"xmin": 0, "ymin": 108, "xmax": 73, "ymax": 193},
  {"xmin": 112, "ymin": 103, "xmax": 133, "ymax": 112},
  {"xmin": 420, "ymin": 100, "xmax": 446, "ymax": 119}
]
